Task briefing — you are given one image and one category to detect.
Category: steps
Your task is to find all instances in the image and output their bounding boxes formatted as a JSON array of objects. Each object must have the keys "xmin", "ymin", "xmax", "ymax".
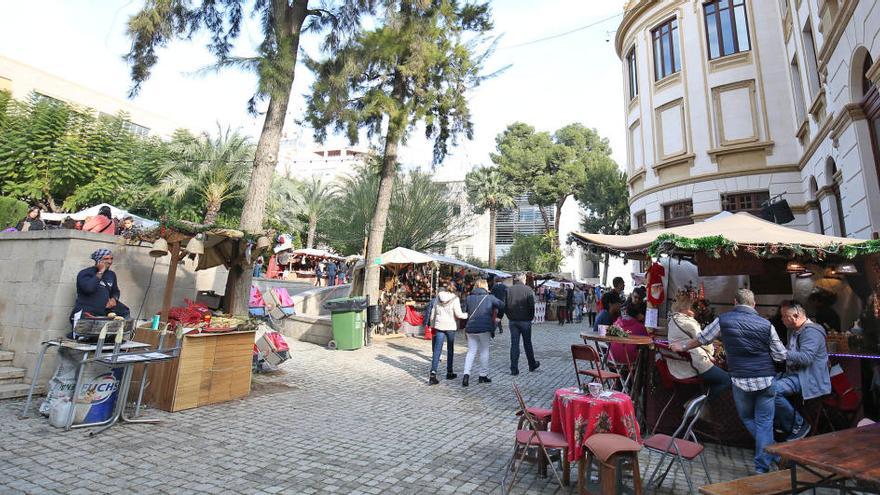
[{"xmin": 0, "ymin": 341, "xmax": 41, "ymax": 400}]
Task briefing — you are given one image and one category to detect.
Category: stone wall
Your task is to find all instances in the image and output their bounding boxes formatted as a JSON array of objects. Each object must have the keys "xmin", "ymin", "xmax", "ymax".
[{"xmin": 0, "ymin": 230, "xmax": 196, "ymax": 384}]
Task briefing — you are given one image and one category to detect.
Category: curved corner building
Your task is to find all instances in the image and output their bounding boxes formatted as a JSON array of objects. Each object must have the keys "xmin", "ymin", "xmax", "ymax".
[{"xmin": 617, "ymin": 0, "xmax": 880, "ymax": 239}]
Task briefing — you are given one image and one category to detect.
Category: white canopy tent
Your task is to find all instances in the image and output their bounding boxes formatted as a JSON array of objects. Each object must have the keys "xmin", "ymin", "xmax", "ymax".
[{"xmin": 41, "ymin": 203, "xmax": 158, "ymax": 228}]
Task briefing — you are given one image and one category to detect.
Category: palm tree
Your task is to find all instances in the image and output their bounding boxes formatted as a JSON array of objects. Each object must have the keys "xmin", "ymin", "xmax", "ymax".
[
  {"xmin": 466, "ymin": 166, "xmax": 516, "ymax": 269},
  {"xmin": 295, "ymin": 176, "xmax": 335, "ymax": 249},
  {"xmin": 266, "ymin": 175, "xmax": 304, "ymax": 233},
  {"xmin": 155, "ymin": 125, "xmax": 255, "ymax": 224}
]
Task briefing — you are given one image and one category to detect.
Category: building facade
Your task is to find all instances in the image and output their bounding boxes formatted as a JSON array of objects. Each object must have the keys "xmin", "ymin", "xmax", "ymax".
[
  {"xmin": 276, "ymin": 146, "xmax": 370, "ymax": 182},
  {"xmin": 0, "ymin": 55, "xmax": 181, "ymax": 138},
  {"xmin": 616, "ymin": 0, "xmax": 880, "ymax": 240}
]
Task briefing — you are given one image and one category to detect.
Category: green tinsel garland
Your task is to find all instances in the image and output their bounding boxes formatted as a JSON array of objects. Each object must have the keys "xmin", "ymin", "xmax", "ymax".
[{"xmin": 648, "ymin": 233, "xmax": 880, "ymax": 261}]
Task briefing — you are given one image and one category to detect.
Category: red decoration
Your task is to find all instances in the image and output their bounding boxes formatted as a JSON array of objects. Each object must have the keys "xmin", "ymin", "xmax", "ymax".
[{"xmin": 646, "ymin": 262, "xmax": 666, "ymax": 306}]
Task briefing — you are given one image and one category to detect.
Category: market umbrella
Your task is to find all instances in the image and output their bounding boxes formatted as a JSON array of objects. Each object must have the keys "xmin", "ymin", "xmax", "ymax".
[{"xmin": 376, "ymin": 247, "xmax": 436, "ymax": 266}]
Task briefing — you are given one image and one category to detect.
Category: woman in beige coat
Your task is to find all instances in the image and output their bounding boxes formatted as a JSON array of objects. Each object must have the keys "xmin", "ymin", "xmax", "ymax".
[{"xmin": 666, "ymin": 294, "xmax": 731, "ymax": 401}]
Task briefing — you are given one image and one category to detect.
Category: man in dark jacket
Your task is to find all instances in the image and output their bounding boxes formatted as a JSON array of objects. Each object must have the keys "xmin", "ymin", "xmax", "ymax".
[
  {"xmin": 672, "ymin": 288, "xmax": 787, "ymax": 474},
  {"xmin": 774, "ymin": 301, "xmax": 831, "ymax": 440},
  {"xmin": 506, "ymin": 273, "xmax": 539, "ymax": 375},
  {"xmin": 489, "ymin": 274, "xmax": 507, "ymax": 334},
  {"xmin": 70, "ymin": 248, "xmax": 130, "ymax": 327},
  {"xmin": 326, "ymin": 260, "xmax": 338, "ymax": 287}
]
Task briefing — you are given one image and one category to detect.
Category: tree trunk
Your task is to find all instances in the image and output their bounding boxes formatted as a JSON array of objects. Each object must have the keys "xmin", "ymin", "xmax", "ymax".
[
  {"xmin": 488, "ymin": 208, "xmax": 497, "ymax": 268},
  {"xmin": 228, "ymin": 0, "xmax": 309, "ymax": 316},
  {"xmin": 552, "ymin": 197, "xmax": 566, "ymax": 248},
  {"xmin": 306, "ymin": 215, "xmax": 317, "ymax": 249},
  {"xmin": 602, "ymin": 252, "xmax": 610, "ymax": 286},
  {"xmin": 363, "ymin": 123, "xmax": 403, "ymax": 304},
  {"xmin": 538, "ymin": 205, "xmax": 551, "ymax": 234},
  {"xmin": 203, "ymin": 201, "xmax": 221, "ymax": 225}
]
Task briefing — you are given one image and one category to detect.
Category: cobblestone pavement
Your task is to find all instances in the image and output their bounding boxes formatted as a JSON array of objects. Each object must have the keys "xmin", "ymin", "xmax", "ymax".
[{"xmin": 1, "ymin": 322, "xmax": 756, "ymax": 494}]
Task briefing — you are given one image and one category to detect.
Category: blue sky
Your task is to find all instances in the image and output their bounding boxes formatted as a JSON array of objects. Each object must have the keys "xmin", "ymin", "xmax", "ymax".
[{"xmin": 0, "ymin": 0, "xmax": 627, "ymax": 178}]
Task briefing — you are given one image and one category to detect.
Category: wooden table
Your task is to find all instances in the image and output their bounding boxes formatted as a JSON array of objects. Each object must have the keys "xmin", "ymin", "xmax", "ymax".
[
  {"xmin": 765, "ymin": 422, "xmax": 880, "ymax": 494},
  {"xmin": 580, "ymin": 332, "xmax": 654, "ymax": 429}
]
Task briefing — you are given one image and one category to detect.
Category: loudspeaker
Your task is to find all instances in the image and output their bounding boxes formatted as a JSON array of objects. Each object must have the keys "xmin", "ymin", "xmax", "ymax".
[{"xmin": 761, "ymin": 199, "xmax": 795, "ymax": 224}]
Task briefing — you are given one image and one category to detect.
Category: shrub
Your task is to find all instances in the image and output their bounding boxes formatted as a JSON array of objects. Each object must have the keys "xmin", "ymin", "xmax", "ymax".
[{"xmin": 0, "ymin": 196, "xmax": 28, "ymax": 229}]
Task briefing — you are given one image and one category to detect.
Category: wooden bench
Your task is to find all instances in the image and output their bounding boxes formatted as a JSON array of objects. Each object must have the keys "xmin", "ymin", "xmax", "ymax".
[{"xmin": 699, "ymin": 470, "xmax": 826, "ymax": 495}]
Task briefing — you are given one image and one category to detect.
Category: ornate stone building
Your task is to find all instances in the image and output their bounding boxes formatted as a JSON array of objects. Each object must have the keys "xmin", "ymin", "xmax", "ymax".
[{"xmin": 617, "ymin": 0, "xmax": 880, "ymax": 239}]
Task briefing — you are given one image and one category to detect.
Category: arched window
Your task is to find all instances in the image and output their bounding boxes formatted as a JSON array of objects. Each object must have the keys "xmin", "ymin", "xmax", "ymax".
[
  {"xmin": 810, "ymin": 176, "xmax": 825, "ymax": 234},
  {"xmin": 826, "ymin": 158, "xmax": 847, "ymax": 237},
  {"xmin": 859, "ymin": 49, "xmax": 880, "ymax": 195}
]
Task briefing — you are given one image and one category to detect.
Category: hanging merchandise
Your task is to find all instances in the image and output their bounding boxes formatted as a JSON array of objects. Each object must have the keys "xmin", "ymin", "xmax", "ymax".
[{"xmin": 646, "ymin": 261, "xmax": 666, "ymax": 307}]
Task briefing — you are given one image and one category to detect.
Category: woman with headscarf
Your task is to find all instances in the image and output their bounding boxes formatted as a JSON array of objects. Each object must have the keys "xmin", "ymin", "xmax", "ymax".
[
  {"xmin": 16, "ymin": 207, "xmax": 46, "ymax": 231},
  {"xmin": 82, "ymin": 205, "xmax": 117, "ymax": 235},
  {"xmin": 70, "ymin": 248, "xmax": 130, "ymax": 326}
]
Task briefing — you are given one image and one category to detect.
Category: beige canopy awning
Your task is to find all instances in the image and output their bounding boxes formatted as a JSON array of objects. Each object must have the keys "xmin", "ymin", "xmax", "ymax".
[
  {"xmin": 376, "ymin": 247, "xmax": 437, "ymax": 266},
  {"xmin": 570, "ymin": 212, "xmax": 864, "ymax": 255}
]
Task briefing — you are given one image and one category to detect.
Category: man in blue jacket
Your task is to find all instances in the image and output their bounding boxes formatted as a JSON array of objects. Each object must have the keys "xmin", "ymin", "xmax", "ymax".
[
  {"xmin": 774, "ymin": 300, "xmax": 831, "ymax": 441},
  {"xmin": 672, "ymin": 288, "xmax": 787, "ymax": 474},
  {"xmin": 326, "ymin": 260, "xmax": 338, "ymax": 287},
  {"xmin": 70, "ymin": 248, "xmax": 130, "ymax": 326}
]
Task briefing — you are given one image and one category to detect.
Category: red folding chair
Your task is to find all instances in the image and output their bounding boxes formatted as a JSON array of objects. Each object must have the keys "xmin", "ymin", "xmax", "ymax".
[
  {"xmin": 642, "ymin": 394, "xmax": 711, "ymax": 495},
  {"xmin": 502, "ymin": 384, "xmax": 570, "ymax": 494},
  {"xmin": 572, "ymin": 344, "xmax": 621, "ymax": 390},
  {"xmin": 652, "ymin": 342, "xmax": 705, "ymax": 435}
]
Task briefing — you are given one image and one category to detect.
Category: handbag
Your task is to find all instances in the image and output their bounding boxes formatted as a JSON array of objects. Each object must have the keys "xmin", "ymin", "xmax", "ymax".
[{"xmin": 466, "ymin": 295, "xmax": 489, "ymax": 335}]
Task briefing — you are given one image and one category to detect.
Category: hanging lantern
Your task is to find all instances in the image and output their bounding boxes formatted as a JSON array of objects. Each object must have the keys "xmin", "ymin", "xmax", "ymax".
[
  {"xmin": 185, "ymin": 234, "xmax": 205, "ymax": 255},
  {"xmin": 835, "ymin": 262, "xmax": 858, "ymax": 274},
  {"xmin": 150, "ymin": 237, "xmax": 169, "ymax": 258}
]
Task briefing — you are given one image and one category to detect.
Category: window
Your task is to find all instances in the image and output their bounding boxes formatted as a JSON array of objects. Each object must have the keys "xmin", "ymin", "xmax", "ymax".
[
  {"xmin": 450, "ymin": 246, "xmax": 460, "ymax": 257},
  {"xmin": 704, "ymin": 0, "xmax": 750, "ymax": 59},
  {"xmin": 465, "ymin": 246, "xmax": 473, "ymax": 257},
  {"xmin": 626, "ymin": 47, "xmax": 638, "ymax": 99},
  {"xmin": 592, "ymin": 260, "xmax": 601, "ymax": 277},
  {"xmin": 0, "ymin": 76, "xmax": 11, "ymax": 91},
  {"xmin": 790, "ymin": 57, "xmax": 807, "ymax": 123},
  {"xmin": 633, "ymin": 211, "xmax": 647, "ymax": 233},
  {"xmin": 122, "ymin": 120, "xmax": 150, "ymax": 138},
  {"xmin": 519, "ymin": 208, "xmax": 539, "ymax": 222},
  {"xmin": 722, "ymin": 191, "xmax": 770, "ymax": 216},
  {"xmin": 663, "ymin": 200, "xmax": 694, "ymax": 227},
  {"xmin": 33, "ymin": 92, "xmax": 63, "ymax": 105},
  {"xmin": 802, "ymin": 22, "xmax": 821, "ymax": 98},
  {"xmin": 652, "ymin": 18, "xmax": 681, "ymax": 80}
]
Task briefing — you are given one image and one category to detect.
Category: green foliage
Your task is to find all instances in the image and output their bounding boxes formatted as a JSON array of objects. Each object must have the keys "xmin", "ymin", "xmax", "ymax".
[
  {"xmin": 0, "ymin": 91, "xmax": 166, "ymax": 213},
  {"xmin": 465, "ymin": 166, "xmax": 515, "ymax": 214},
  {"xmin": 266, "ymin": 175, "xmax": 304, "ymax": 233},
  {"xmin": 152, "ymin": 125, "xmax": 255, "ymax": 224},
  {"xmin": 493, "ymin": 122, "xmax": 614, "ymax": 237},
  {"xmin": 305, "ymin": 0, "xmax": 497, "ymax": 164},
  {"xmin": 576, "ymin": 156, "xmax": 630, "ymax": 235},
  {"xmin": 461, "ymin": 255, "xmax": 487, "ymax": 267},
  {"xmin": 322, "ymin": 167, "xmax": 467, "ymax": 255},
  {"xmin": 497, "ymin": 232, "xmax": 562, "ymax": 273},
  {"xmin": 0, "ymin": 196, "xmax": 28, "ymax": 229}
]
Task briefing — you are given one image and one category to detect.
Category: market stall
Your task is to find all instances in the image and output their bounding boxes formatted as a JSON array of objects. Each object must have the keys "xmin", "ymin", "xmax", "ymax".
[
  {"xmin": 270, "ymin": 247, "xmax": 345, "ymax": 282},
  {"xmin": 353, "ymin": 247, "xmax": 505, "ymax": 336},
  {"xmin": 570, "ymin": 212, "xmax": 880, "ymax": 436}
]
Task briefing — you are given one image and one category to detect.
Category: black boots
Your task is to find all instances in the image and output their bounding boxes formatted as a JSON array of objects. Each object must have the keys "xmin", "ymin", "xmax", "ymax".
[
  {"xmin": 446, "ymin": 372, "xmax": 457, "ymax": 379},
  {"xmin": 429, "ymin": 373, "xmax": 439, "ymax": 385},
  {"xmin": 478, "ymin": 376, "xmax": 492, "ymax": 384},
  {"xmin": 462, "ymin": 374, "xmax": 469, "ymax": 387},
  {"xmin": 529, "ymin": 361, "xmax": 541, "ymax": 372}
]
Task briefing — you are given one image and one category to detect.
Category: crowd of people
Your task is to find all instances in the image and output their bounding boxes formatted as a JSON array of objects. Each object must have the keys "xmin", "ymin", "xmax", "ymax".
[{"xmin": 6, "ymin": 205, "xmax": 142, "ymax": 239}]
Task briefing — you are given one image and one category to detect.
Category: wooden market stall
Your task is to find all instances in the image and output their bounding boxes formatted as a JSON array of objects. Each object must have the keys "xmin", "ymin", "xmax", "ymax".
[{"xmin": 569, "ymin": 211, "xmax": 880, "ymax": 438}]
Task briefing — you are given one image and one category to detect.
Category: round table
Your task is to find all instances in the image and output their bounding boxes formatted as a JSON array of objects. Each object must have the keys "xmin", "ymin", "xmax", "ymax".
[{"xmin": 550, "ymin": 387, "xmax": 641, "ymax": 462}]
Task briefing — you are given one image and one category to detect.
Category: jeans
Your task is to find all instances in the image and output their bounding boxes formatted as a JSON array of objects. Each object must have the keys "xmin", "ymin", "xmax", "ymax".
[
  {"xmin": 464, "ymin": 332, "xmax": 491, "ymax": 377},
  {"xmin": 430, "ymin": 330, "xmax": 456, "ymax": 374},
  {"xmin": 698, "ymin": 365, "xmax": 732, "ymax": 401},
  {"xmin": 509, "ymin": 320, "xmax": 537, "ymax": 372},
  {"xmin": 731, "ymin": 383, "xmax": 779, "ymax": 473},
  {"xmin": 774, "ymin": 374, "xmax": 803, "ymax": 435}
]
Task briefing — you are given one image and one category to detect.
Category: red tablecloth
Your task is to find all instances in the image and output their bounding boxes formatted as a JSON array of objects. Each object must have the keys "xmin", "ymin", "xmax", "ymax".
[{"xmin": 550, "ymin": 387, "xmax": 641, "ymax": 461}]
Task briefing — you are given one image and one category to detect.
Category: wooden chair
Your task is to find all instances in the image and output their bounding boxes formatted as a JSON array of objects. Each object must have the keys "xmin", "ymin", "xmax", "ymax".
[
  {"xmin": 642, "ymin": 394, "xmax": 711, "ymax": 495},
  {"xmin": 502, "ymin": 384, "xmax": 570, "ymax": 494},
  {"xmin": 582, "ymin": 433, "xmax": 643, "ymax": 495},
  {"xmin": 571, "ymin": 344, "xmax": 621, "ymax": 390}
]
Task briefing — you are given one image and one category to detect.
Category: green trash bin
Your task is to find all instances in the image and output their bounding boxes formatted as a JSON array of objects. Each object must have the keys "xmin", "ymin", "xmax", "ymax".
[{"xmin": 324, "ymin": 297, "xmax": 368, "ymax": 350}]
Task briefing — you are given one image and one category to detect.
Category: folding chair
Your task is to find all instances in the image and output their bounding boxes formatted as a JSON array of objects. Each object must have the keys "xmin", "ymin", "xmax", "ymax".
[
  {"xmin": 642, "ymin": 394, "xmax": 711, "ymax": 495},
  {"xmin": 249, "ymin": 285, "xmax": 269, "ymax": 317},
  {"xmin": 572, "ymin": 344, "xmax": 621, "ymax": 390},
  {"xmin": 652, "ymin": 342, "xmax": 705, "ymax": 435},
  {"xmin": 269, "ymin": 287, "xmax": 296, "ymax": 318},
  {"xmin": 821, "ymin": 365, "xmax": 862, "ymax": 431},
  {"xmin": 502, "ymin": 384, "xmax": 569, "ymax": 494},
  {"xmin": 597, "ymin": 340, "xmax": 637, "ymax": 394}
]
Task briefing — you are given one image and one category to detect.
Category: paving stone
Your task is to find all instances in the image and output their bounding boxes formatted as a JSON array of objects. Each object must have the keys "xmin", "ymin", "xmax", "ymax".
[{"xmin": 0, "ymin": 323, "xmax": 756, "ymax": 494}]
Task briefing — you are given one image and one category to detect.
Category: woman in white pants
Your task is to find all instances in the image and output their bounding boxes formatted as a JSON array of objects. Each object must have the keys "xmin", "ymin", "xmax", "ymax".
[{"xmin": 462, "ymin": 279, "xmax": 505, "ymax": 387}]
